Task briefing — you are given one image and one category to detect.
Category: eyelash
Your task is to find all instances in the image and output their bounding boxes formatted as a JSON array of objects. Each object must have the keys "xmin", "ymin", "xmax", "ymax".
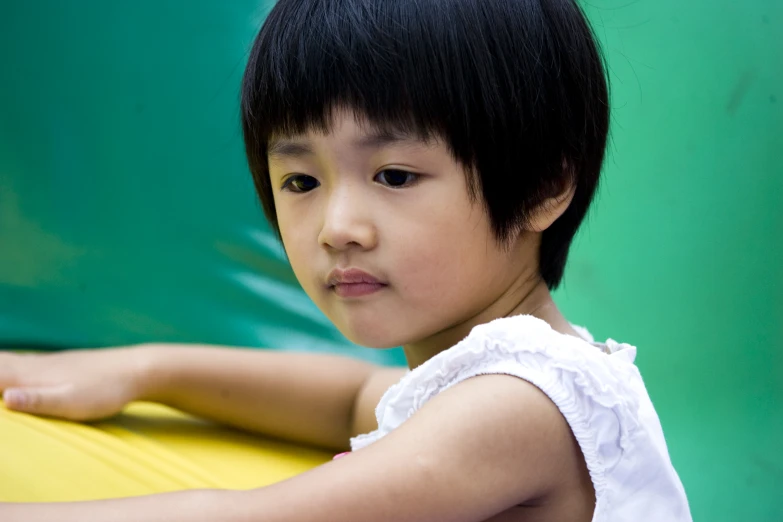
[{"xmin": 280, "ymin": 169, "xmax": 420, "ymax": 193}]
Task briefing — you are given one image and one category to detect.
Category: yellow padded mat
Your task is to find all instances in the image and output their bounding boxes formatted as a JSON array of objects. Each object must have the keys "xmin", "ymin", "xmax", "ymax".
[{"xmin": 0, "ymin": 402, "xmax": 332, "ymax": 502}]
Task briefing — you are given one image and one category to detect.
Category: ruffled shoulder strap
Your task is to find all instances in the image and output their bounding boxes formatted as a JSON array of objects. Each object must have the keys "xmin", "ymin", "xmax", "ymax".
[{"xmin": 350, "ymin": 315, "xmax": 642, "ymax": 501}]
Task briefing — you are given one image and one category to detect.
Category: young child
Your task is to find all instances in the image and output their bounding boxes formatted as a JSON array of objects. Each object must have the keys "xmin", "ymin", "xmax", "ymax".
[{"xmin": 0, "ymin": 0, "xmax": 692, "ymax": 520}]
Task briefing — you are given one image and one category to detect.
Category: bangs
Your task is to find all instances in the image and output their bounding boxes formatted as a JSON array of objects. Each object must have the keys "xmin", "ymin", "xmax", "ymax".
[{"xmin": 241, "ymin": 0, "xmax": 544, "ymax": 169}]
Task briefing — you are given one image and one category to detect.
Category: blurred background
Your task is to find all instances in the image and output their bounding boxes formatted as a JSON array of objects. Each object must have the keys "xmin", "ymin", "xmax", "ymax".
[{"xmin": 0, "ymin": 0, "xmax": 780, "ymax": 519}]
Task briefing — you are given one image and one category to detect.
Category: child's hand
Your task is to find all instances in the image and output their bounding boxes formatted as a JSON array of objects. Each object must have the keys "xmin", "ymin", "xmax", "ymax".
[{"xmin": 0, "ymin": 347, "xmax": 149, "ymax": 421}]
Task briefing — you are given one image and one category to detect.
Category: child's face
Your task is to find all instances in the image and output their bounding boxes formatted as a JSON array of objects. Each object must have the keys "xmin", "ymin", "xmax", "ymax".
[{"xmin": 268, "ymin": 109, "xmax": 536, "ymax": 350}]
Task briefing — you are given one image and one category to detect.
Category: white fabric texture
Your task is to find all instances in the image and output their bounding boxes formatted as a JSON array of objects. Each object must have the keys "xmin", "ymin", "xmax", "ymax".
[{"xmin": 350, "ymin": 315, "xmax": 692, "ymax": 521}]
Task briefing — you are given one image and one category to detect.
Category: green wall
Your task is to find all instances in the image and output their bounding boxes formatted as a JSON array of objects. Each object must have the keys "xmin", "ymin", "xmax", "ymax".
[{"xmin": 0, "ymin": 1, "xmax": 780, "ymax": 519}]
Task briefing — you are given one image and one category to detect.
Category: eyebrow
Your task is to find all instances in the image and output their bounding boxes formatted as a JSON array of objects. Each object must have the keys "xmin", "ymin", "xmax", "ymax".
[
  {"xmin": 267, "ymin": 129, "xmax": 419, "ymax": 159},
  {"xmin": 267, "ymin": 140, "xmax": 313, "ymax": 159},
  {"xmin": 355, "ymin": 128, "xmax": 418, "ymax": 149}
]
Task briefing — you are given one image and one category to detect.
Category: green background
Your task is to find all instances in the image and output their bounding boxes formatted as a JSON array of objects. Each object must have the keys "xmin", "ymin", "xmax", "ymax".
[{"xmin": 0, "ymin": 1, "xmax": 780, "ymax": 519}]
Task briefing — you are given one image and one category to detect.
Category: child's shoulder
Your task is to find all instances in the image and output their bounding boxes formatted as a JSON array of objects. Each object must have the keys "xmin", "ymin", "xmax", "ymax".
[
  {"xmin": 355, "ymin": 315, "xmax": 642, "ymax": 449},
  {"xmin": 352, "ymin": 315, "xmax": 691, "ymax": 520},
  {"xmin": 368, "ymin": 316, "xmax": 639, "ymax": 426}
]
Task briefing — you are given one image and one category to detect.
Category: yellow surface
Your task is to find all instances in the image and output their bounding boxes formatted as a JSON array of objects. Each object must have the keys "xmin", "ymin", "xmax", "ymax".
[{"xmin": 0, "ymin": 402, "xmax": 332, "ymax": 502}]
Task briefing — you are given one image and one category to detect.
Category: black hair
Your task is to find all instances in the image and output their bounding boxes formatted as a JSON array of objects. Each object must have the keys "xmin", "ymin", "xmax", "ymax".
[{"xmin": 241, "ymin": 0, "xmax": 609, "ymax": 289}]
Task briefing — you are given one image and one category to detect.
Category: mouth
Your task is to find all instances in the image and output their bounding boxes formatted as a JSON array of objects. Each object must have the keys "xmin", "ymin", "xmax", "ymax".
[{"xmin": 326, "ymin": 268, "xmax": 388, "ymax": 298}]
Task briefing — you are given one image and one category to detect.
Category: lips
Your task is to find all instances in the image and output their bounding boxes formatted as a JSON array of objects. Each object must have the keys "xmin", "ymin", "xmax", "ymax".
[
  {"xmin": 326, "ymin": 268, "xmax": 384, "ymax": 286},
  {"xmin": 326, "ymin": 268, "xmax": 387, "ymax": 297}
]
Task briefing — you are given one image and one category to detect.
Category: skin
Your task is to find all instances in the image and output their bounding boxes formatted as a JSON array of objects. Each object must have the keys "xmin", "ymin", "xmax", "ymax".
[
  {"xmin": 0, "ymin": 108, "xmax": 595, "ymax": 521},
  {"xmin": 269, "ymin": 108, "xmax": 579, "ymax": 367}
]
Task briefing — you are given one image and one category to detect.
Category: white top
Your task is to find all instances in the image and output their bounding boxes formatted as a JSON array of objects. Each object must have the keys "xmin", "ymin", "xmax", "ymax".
[{"xmin": 350, "ymin": 315, "xmax": 692, "ymax": 521}]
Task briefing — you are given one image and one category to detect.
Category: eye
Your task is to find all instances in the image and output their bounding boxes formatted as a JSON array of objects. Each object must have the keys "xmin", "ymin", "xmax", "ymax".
[
  {"xmin": 374, "ymin": 169, "xmax": 419, "ymax": 188},
  {"xmin": 281, "ymin": 175, "xmax": 319, "ymax": 193}
]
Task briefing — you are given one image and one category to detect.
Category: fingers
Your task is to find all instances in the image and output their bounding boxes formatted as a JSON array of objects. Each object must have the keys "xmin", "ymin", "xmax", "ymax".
[{"xmin": 2, "ymin": 385, "xmax": 73, "ymax": 418}]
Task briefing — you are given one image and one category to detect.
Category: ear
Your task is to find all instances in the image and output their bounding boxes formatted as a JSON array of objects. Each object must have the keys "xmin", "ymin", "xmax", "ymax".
[{"xmin": 526, "ymin": 183, "xmax": 576, "ymax": 232}]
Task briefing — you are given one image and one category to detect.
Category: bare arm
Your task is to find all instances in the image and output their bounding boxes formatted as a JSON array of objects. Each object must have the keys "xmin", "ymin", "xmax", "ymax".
[
  {"xmin": 2, "ymin": 374, "xmax": 588, "ymax": 522},
  {"xmin": 0, "ymin": 346, "xmax": 407, "ymax": 451},
  {"xmin": 138, "ymin": 345, "xmax": 406, "ymax": 450}
]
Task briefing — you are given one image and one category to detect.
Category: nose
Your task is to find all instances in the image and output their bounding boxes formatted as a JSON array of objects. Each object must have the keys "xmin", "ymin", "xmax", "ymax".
[{"xmin": 317, "ymin": 185, "xmax": 378, "ymax": 251}]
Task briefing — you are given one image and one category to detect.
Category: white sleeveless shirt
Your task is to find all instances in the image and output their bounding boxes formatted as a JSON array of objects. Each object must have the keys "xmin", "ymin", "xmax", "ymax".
[{"xmin": 350, "ymin": 315, "xmax": 692, "ymax": 521}]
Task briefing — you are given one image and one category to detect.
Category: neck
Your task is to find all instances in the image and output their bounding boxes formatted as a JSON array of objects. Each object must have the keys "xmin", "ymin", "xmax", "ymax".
[{"xmin": 402, "ymin": 273, "xmax": 579, "ymax": 370}]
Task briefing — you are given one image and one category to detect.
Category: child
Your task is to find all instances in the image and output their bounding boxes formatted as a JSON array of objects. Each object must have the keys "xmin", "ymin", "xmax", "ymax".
[{"xmin": 0, "ymin": 0, "xmax": 692, "ymax": 520}]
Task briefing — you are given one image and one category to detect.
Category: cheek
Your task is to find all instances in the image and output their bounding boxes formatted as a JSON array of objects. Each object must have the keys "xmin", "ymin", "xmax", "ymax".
[
  {"xmin": 276, "ymin": 206, "xmax": 318, "ymax": 284},
  {"xmin": 393, "ymin": 196, "xmax": 497, "ymax": 304}
]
